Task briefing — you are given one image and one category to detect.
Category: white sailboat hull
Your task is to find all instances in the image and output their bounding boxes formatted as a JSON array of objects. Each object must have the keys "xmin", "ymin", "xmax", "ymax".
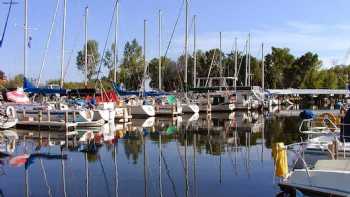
[
  {"xmin": 182, "ymin": 103, "xmax": 199, "ymax": 113},
  {"xmin": 129, "ymin": 105, "xmax": 155, "ymax": 117},
  {"xmin": 155, "ymin": 104, "xmax": 182, "ymax": 116}
]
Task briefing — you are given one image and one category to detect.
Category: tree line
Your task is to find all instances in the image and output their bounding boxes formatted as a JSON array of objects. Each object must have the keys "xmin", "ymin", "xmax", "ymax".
[{"xmin": 2, "ymin": 39, "xmax": 349, "ymax": 90}]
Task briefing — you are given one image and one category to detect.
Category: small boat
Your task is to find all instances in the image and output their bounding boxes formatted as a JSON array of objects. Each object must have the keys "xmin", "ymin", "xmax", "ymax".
[
  {"xmin": 0, "ymin": 106, "xmax": 18, "ymax": 129},
  {"xmin": 5, "ymin": 88, "xmax": 30, "ymax": 104},
  {"xmin": 279, "ymin": 159, "xmax": 350, "ymax": 196},
  {"xmin": 0, "ymin": 130, "xmax": 18, "ymax": 153}
]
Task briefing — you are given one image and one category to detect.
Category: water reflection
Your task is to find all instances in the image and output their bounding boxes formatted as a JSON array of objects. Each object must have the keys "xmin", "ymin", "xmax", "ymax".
[{"xmin": 0, "ymin": 111, "xmax": 303, "ymax": 196}]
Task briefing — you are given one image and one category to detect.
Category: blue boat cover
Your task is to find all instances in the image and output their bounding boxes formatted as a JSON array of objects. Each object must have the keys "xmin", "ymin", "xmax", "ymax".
[
  {"xmin": 23, "ymin": 77, "xmax": 67, "ymax": 95},
  {"xmin": 112, "ymin": 82, "xmax": 169, "ymax": 97},
  {"xmin": 299, "ymin": 110, "xmax": 315, "ymax": 120}
]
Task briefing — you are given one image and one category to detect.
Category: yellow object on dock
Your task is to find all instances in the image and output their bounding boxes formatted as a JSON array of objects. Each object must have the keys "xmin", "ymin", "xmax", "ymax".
[{"xmin": 272, "ymin": 143, "xmax": 288, "ymax": 178}]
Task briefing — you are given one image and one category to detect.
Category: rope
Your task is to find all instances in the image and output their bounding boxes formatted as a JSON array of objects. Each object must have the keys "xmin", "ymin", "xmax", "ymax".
[
  {"xmin": 63, "ymin": 19, "xmax": 83, "ymax": 81},
  {"xmin": 40, "ymin": 159, "xmax": 52, "ymax": 197},
  {"xmin": 0, "ymin": 0, "xmax": 14, "ymax": 47},
  {"xmin": 37, "ymin": 0, "xmax": 60, "ymax": 86},
  {"xmin": 163, "ymin": 0, "xmax": 185, "ymax": 59},
  {"xmin": 98, "ymin": 155, "xmax": 112, "ymax": 196},
  {"xmin": 161, "ymin": 151, "xmax": 179, "ymax": 197},
  {"xmin": 237, "ymin": 41, "xmax": 247, "ymax": 86},
  {"xmin": 205, "ymin": 50, "xmax": 218, "ymax": 87},
  {"xmin": 95, "ymin": 0, "xmax": 118, "ymax": 83}
]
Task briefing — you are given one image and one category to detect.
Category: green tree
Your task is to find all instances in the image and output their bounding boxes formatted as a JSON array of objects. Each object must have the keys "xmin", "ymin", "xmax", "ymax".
[
  {"xmin": 264, "ymin": 47, "xmax": 294, "ymax": 88},
  {"xmin": 301, "ymin": 68, "xmax": 322, "ymax": 88},
  {"xmin": 148, "ymin": 56, "xmax": 177, "ymax": 91},
  {"xmin": 288, "ymin": 52, "xmax": 321, "ymax": 88},
  {"xmin": 4, "ymin": 74, "xmax": 24, "ymax": 88},
  {"xmin": 76, "ymin": 40, "xmax": 100, "ymax": 81},
  {"xmin": 103, "ymin": 43, "xmax": 116, "ymax": 80},
  {"xmin": 119, "ymin": 39, "xmax": 144, "ymax": 89},
  {"xmin": 320, "ymin": 70, "xmax": 338, "ymax": 88}
]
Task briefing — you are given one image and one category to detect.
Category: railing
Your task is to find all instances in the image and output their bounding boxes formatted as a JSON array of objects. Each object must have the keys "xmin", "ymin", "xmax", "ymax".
[{"xmin": 267, "ymin": 88, "xmax": 349, "ymax": 95}]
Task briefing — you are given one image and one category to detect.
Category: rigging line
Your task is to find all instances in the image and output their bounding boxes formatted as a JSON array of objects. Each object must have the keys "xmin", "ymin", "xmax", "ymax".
[
  {"xmin": 0, "ymin": 0, "xmax": 14, "ymax": 47},
  {"xmin": 37, "ymin": 0, "xmax": 60, "ymax": 87},
  {"xmin": 237, "ymin": 41, "xmax": 247, "ymax": 83},
  {"xmin": 98, "ymin": 155, "xmax": 112, "ymax": 197},
  {"xmin": 40, "ymin": 159, "xmax": 52, "ymax": 197},
  {"xmin": 95, "ymin": 0, "xmax": 118, "ymax": 83},
  {"xmin": 161, "ymin": 151, "xmax": 179, "ymax": 197},
  {"xmin": 63, "ymin": 16, "xmax": 84, "ymax": 80},
  {"xmin": 205, "ymin": 50, "xmax": 218, "ymax": 87},
  {"xmin": 175, "ymin": 139, "xmax": 186, "ymax": 172},
  {"xmin": 163, "ymin": 0, "xmax": 185, "ymax": 59}
]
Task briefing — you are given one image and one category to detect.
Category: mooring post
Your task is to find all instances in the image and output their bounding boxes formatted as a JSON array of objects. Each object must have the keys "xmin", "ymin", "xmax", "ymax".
[
  {"xmin": 39, "ymin": 110, "xmax": 42, "ymax": 121},
  {"xmin": 47, "ymin": 110, "xmax": 51, "ymax": 122},
  {"xmin": 123, "ymin": 108, "xmax": 127, "ymax": 122},
  {"xmin": 207, "ymin": 93, "xmax": 211, "ymax": 114},
  {"xmin": 73, "ymin": 111, "xmax": 77, "ymax": 123},
  {"xmin": 172, "ymin": 104, "xmax": 176, "ymax": 116},
  {"xmin": 38, "ymin": 110, "xmax": 42, "ymax": 131},
  {"xmin": 64, "ymin": 111, "xmax": 69, "ymax": 148}
]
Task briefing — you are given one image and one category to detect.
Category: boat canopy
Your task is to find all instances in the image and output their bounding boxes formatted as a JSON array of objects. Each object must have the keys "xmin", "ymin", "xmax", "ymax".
[
  {"xmin": 112, "ymin": 82, "xmax": 169, "ymax": 97},
  {"xmin": 68, "ymin": 88, "xmax": 96, "ymax": 97},
  {"xmin": 23, "ymin": 78, "xmax": 67, "ymax": 95}
]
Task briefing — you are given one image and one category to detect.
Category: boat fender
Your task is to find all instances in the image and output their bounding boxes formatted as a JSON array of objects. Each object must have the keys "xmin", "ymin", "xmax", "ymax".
[
  {"xmin": 272, "ymin": 143, "xmax": 288, "ymax": 178},
  {"xmin": 6, "ymin": 106, "xmax": 16, "ymax": 119}
]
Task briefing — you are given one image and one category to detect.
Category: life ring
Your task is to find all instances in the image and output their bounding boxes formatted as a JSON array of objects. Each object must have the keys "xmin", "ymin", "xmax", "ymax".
[
  {"xmin": 320, "ymin": 112, "xmax": 339, "ymax": 132},
  {"xmin": 6, "ymin": 106, "xmax": 16, "ymax": 119}
]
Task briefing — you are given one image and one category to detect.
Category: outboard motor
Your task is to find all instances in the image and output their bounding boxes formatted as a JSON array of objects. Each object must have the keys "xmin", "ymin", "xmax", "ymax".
[{"xmin": 340, "ymin": 108, "xmax": 350, "ymax": 142}]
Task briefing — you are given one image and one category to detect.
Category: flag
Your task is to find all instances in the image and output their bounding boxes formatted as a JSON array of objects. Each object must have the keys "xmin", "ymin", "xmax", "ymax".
[{"xmin": 27, "ymin": 36, "xmax": 32, "ymax": 48}]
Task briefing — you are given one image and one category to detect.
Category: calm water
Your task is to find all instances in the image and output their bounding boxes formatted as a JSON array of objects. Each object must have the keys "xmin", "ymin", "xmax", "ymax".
[{"xmin": 0, "ymin": 111, "xmax": 303, "ymax": 197}]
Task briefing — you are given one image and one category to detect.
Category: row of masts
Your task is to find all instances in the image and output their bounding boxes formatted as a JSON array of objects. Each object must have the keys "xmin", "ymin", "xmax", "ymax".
[{"xmin": 23, "ymin": 0, "xmax": 265, "ymax": 91}]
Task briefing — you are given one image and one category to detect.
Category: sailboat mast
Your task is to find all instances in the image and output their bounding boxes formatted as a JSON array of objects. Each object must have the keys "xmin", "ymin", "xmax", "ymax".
[
  {"xmin": 159, "ymin": 133, "xmax": 163, "ymax": 197},
  {"xmin": 219, "ymin": 32, "xmax": 223, "ymax": 87},
  {"xmin": 193, "ymin": 15, "xmax": 197, "ymax": 88},
  {"xmin": 24, "ymin": 0, "xmax": 28, "ymax": 79},
  {"xmin": 84, "ymin": 6, "xmax": 88, "ymax": 87},
  {"xmin": 219, "ymin": 32, "xmax": 222, "ymax": 76},
  {"xmin": 142, "ymin": 19, "xmax": 147, "ymax": 96},
  {"xmin": 60, "ymin": 0, "xmax": 67, "ymax": 88},
  {"xmin": 184, "ymin": 0, "xmax": 189, "ymax": 91},
  {"xmin": 248, "ymin": 33, "xmax": 251, "ymax": 86},
  {"xmin": 114, "ymin": 0, "xmax": 119, "ymax": 83},
  {"xmin": 245, "ymin": 39, "xmax": 248, "ymax": 86},
  {"xmin": 85, "ymin": 153, "xmax": 89, "ymax": 197},
  {"xmin": 158, "ymin": 10, "xmax": 162, "ymax": 90},
  {"xmin": 261, "ymin": 43, "xmax": 264, "ymax": 90},
  {"xmin": 234, "ymin": 37, "xmax": 238, "ymax": 89}
]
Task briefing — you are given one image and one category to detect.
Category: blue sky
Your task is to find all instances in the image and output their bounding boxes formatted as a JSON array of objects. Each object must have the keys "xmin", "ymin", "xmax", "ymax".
[{"xmin": 1, "ymin": 0, "xmax": 350, "ymax": 82}]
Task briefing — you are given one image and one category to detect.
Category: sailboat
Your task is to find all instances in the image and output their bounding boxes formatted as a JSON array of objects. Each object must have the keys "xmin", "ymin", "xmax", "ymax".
[{"xmin": 109, "ymin": 3, "xmax": 155, "ymax": 118}]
